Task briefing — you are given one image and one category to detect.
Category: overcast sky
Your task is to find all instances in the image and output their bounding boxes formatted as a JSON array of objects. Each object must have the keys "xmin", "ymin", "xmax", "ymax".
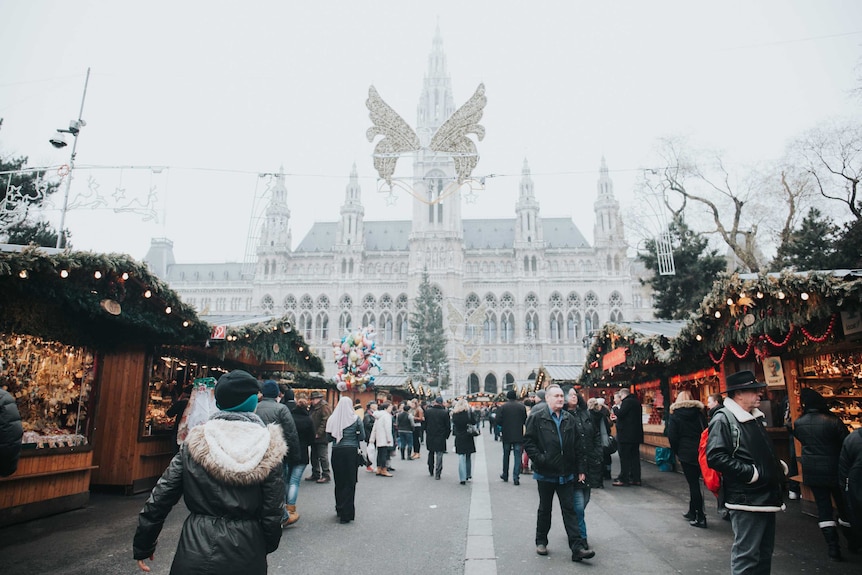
[{"xmin": 1, "ymin": 1, "xmax": 860, "ymax": 263}]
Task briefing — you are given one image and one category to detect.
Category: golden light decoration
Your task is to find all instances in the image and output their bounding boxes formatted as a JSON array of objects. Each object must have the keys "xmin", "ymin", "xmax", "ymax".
[{"xmin": 695, "ymin": 334, "xmax": 703, "ymax": 341}]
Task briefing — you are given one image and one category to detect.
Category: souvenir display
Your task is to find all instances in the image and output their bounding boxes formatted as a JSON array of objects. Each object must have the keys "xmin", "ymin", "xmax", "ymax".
[
  {"xmin": 332, "ymin": 326, "xmax": 382, "ymax": 392},
  {"xmin": 799, "ymin": 351, "xmax": 862, "ymax": 430}
]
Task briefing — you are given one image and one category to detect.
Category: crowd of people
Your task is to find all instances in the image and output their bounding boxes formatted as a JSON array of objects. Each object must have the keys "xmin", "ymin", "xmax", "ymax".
[{"xmin": 113, "ymin": 368, "xmax": 862, "ymax": 573}]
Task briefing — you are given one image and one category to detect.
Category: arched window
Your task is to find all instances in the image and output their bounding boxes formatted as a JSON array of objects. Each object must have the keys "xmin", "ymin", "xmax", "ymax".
[
  {"xmin": 524, "ymin": 256, "xmax": 529, "ymax": 273},
  {"xmin": 501, "ymin": 311, "xmax": 515, "ymax": 343},
  {"xmin": 261, "ymin": 295, "xmax": 274, "ymax": 313},
  {"xmin": 315, "ymin": 312, "xmax": 329, "ymax": 341},
  {"xmin": 300, "ymin": 312, "xmax": 313, "ymax": 340},
  {"xmin": 396, "ymin": 312, "xmax": 408, "ymax": 342},
  {"xmin": 468, "ymin": 373, "xmax": 480, "ymax": 394},
  {"xmin": 396, "ymin": 293, "xmax": 408, "ymax": 309},
  {"xmin": 531, "ymin": 256, "xmax": 537, "ymax": 272},
  {"xmin": 316, "ymin": 294, "xmax": 330, "ymax": 310},
  {"xmin": 381, "ymin": 312, "xmax": 393, "ymax": 342},
  {"xmin": 567, "ymin": 291, "xmax": 581, "ymax": 309},
  {"xmin": 609, "ymin": 291, "xmax": 623, "ymax": 308},
  {"xmin": 465, "ymin": 293, "xmax": 480, "ymax": 311},
  {"xmin": 300, "ymin": 294, "xmax": 313, "ymax": 310},
  {"xmin": 339, "ymin": 311, "xmax": 352, "ymax": 333},
  {"xmin": 504, "ymin": 373, "xmax": 515, "ymax": 390},
  {"xmin": 585, "ymin": 310, "xmax": 599, "ymax": 335},
  {"xmin": 339, "ymin": 294, "xmax": 352, "ymax": 310},
  {"xmin": 549, "ymin": 291, "xmax": 563, "ymax": 309},
  {"xmin": 379, "ymin": 293, "xmax": 393, "ymax": 309},
  {"xmin": 500, "ymin": 292, "xmax": 515, "ymax": 309},
  {"xmin": 363, "ymin": 293, "xmax": 376, "ymax": 309},
  {"xmin": 525, "ymin": 310, "xmax": 538, "ymax": 339},
  {"xmin": 550, "ymin": 310, "xmax": 563, "ymax": 342},
  {"xmin": 484, "ymin": 373, "xmax": 498, "ymax": 394},
  {"xmin": 610, "ymin": 309, "xmax": 624, "ymax": 323},
  {"xmin": 567, "ymin": 311, "xmax": 581, "ymax": 341},
  {"xmin": 361, "ymin": 311, "xmax": 376, "ymax": 329},
  {"xmin": 484, "ymin": 313, "xmax": 497, "ymax": 344}
]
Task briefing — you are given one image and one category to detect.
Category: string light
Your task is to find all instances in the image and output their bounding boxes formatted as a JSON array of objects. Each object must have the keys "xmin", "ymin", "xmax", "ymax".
[
  {"xmin": 800, "ymin": 292, "xmax": 809, "ymax": 300},
  {"xmin": 18, "ymin": 270, "xmax": 28, "ymax": 279},
  {"xmin": 777, "ymin": 291, "xmax": 785, "ymax": 299},
  {"xmin": 165, "ymin": 306, "xmax": 172, "ymax": 314},
  {"xmin": 726, "ymin": 298, "xmax": 733, "ymax": 305},
  {"xmin": 94, "ymin": 270, "xmax": 102, "ymax": 279},
  {"xmin": 756, "ymin": 291, "xmax": 764, "ymax": 299},
  {"xmin": 714, "ymin": 310, "xmax": 721, "ymax": 318},
  {"xmin": 121, "ymin": 272, "xmax": 129, "ymax": 280},
  {"xmin": 144, "ymin": 290, "xmax": 152, "ymax": 298},
  {"xmin": 60, "ymin": 269, "xmax": 69, "ymax": 278},
  {"xmin": 695, "ymin": 334, "xmax": 703, "ymax": 341}
]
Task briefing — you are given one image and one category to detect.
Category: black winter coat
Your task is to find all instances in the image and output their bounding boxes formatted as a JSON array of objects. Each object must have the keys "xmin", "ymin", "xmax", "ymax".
[
  {"xmin": 667, "ymin": 400, "xmax": 706, "ymax": 465},
  {"xmin": 452, "ymin": 410, "xmax": 477, "ymax": 454},
  {"xmin": 569, "ymin": 404, "xmax": 602, "ymax": 487},
  {"xmin": 524, "ymin": 408, "xmax": 580, "ymax": 479},
  {"xmin": 256, "ymin": 398, "xmax": 301, "ymax": 465},
  {"xmin": 288, "ymin": 402, "xmax": 314, "ymax": 466},
  {"xmin": 792, "ymin": 407, "xmax": 849, "ymax": 487},
  {"xmin": 706, "ymin": 401, "xmax": 784, "ymax": 511},
  {"xmin": 839, "ymin": 429, "xmax": 862, "ymax": 519},
  {"xmin": 425, "ymin": 404, "xmax": 451, "ymax": 452},
  {"xmin": 616, "ymin": 394, "xmax": 644, "ymax": 444},
  {"xmin": 0, "ymin": 388, "xmax": 23, "ymax": 477},
  {"xmin": 496, "ymin": 400, "xmax": 527, "ymax": 444},
  {"xmin": 133, "ymin": 412, "xmax": 287, "ymax": 574}
]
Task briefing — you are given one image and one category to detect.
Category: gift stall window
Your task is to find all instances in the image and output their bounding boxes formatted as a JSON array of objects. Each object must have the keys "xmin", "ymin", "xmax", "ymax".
[{"xmin": 0, "ymin": 334, "xmax": 96, "ymax": 448}]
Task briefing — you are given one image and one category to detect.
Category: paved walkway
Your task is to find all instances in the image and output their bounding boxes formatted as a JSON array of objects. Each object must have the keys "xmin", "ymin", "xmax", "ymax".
[{"xmin": 1, "ymin": 430, "xmax": 860, "ymax": 574}]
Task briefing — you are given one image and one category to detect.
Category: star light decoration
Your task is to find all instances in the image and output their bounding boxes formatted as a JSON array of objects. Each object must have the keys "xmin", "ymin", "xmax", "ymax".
[{"xmin": 366, "ymin": 83, "xmax": 487, "ymax": 204}]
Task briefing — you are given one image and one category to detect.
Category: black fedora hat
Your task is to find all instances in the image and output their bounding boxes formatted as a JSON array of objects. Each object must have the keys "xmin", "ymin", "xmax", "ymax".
[{"xmin": 725, "ymin": 370, "xmax": 766, "ymax": 393}]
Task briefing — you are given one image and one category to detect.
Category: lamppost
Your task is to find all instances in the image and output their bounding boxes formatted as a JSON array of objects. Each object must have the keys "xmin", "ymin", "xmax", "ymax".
[{"xmin": 50, "ymin": 68, "xmax": 90, "ymax": 249}]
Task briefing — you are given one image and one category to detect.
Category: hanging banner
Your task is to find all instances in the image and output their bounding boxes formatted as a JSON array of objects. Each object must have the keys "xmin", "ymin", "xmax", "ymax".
[
  {"xmin": 841, "ymin": 310, "xmax": 862, "ymax": 336},
  {"xmin": 602, "ymin": 346, "xmax": 627, "ymax": 370}
]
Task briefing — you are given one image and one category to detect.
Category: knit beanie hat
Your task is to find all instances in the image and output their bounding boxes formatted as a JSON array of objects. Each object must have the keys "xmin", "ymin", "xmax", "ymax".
[
  {"xmin": 215, "ymin": 370, "xmax": 261, "ymax": 411},
  {"xmin": 506, "ymin": 389, "xmax": 517, "ymax": 400},
  {"xmin": 261, "ymin": 380, "xmax": 280, "ymax": 398},
  {"xmin": 435, "ymin": 396, "xmax": 444, "ymax": 404}
]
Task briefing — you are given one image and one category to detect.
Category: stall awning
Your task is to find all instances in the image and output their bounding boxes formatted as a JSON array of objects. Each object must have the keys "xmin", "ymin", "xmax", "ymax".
[{"xmin": 372, "ymin": 374, "xmax": 412, "ymax": 388}]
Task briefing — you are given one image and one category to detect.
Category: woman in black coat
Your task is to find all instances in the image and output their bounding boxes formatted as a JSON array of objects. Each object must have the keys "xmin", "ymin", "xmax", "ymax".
[
  {"xmin": 451, "ymin": 398, "xmax": 476, "ymax": 484},
  {"xmin": 839, "ymin": 428, "xmax": 862, "ymax": 553},
  {"xmin": 792, "ymin": 388, "xmax": 851, "ymax": 560},
  {"xmin": 667, "ymin": 390, "xmax": 708, "ymax": 528}
]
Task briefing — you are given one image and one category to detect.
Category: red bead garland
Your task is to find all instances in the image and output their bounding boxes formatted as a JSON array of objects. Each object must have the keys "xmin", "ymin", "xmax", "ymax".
[{"xmin": 799, "ymin": 315, "xmax": 836, "ymax": 343}]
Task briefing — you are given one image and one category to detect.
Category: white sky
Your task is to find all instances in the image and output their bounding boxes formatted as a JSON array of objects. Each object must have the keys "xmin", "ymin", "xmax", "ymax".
[{"xmin": 1, "ymin": 0, "xmax": 860, "ymax": 263}]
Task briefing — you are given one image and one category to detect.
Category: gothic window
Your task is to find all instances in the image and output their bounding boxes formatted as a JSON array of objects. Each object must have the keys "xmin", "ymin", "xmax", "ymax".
[
  {"xmin": 339, "ymin": 312, "xmax": 352, "ymax": 333},
  {"xmin": 395, "ymin": 293, "xmax": 408, "ymax": 309},
  {"xmin": 430, "ymin": 285, "xmax": 443, "ymax": 303},
  {"xmin": 505, "ymin": 261, "xmax": 513, "ymax": 274},
  {"xmin": 315, "ymin": 312, "xmax": 329, "ymax": 341},
  {"xmin": 615, "ymin": 254, "xmax": 621, "ymax": 272},
  {"xmin": 298, "ymin": 312, "xmax": 312, "ymax": 340},
  {"xmin": 484, "ymin": 373, "xmax": 497, "ymax": 394},
  {"xmin": 380, "ymin": 293, "xmax": 393, "ymax": 309},
  {"xmin": 500, "ymin": 292, "xmax": 515, "ymax": 308},
  {"xmin": 566, "ymin": 291, "xmax": 581, "ymax": 309},
  {"xmin": 550, "ymin": 310, "xmax": 563, "ymax": 342},
  {"xmin": 285, "ymin": 312, "xmax": 296, "ymax": 329},
  {"xmin": 525, "ymin": 293, "xmax": 538, "ymax": 309},
  {"xmin": 585, "ymin": 291, "xmax": 598, "ymax": 308},
  {"xmin": 362, "ymin": 294, "xmax": 376, "ymax": 309},
  {"xmin": 380, "ymin": 312, "xmax": 393, "ymax": 342},
  {"xmin": 504, "ymin": 373, "xmax": 515, "ymax": 390},
  {"xmin": 524, "ymin": 256, "xmax": 529, "ymax": 273},
  {"xmin": 340, "ymin": 294, "xmax": 352, "ymax": 310},
  {"xmin": 316, "ymin": 294, "xmax": 330, "ymax": 310},
  {"xmin": 567, "ymin": 311, "xmax": 581, "ymax": 341},
  {"xmin": 261, "ymin": 295, "xmax": 274, "ymax": 313},
  {"xmin": 361, "ymin": 311, "xmax": 376, "ymax": 329},
  {"xmin": 606, "ymin": 255, "xmax": 612, "ymax": 272},
  {"xmin": 300, "ymin": 294, "xmax": 313, "ymax": 310},
  {"xmin": 501, "ymin": 311, "xmax": 515, "ymax": 343},
  {"xmin": 323, "ymin": 264, "xmax": 330, "ymax": 276},
  {"xmin": 633, "ymin": 294, "xmax": 643, "ymax": 309},
  {"xmin": 465, "ymin": 293, "xmax": 480, "ymax": 311},
  {"xmin": 384, "ymin": 263, "xmax": 390, "ymax": 274},
  {"xmin": 610, "ymin": 309, "xmax": 624, "ymax": 323},
  {"xmin": 531, "ymin": 256, "xmax": 537, "ymax": 272},
  {"xmin": 484, "ymin": 313, "xmax": 497, "ymax": 344},
  {"xmin": 525, "ymin": 310, "xmax": 538, "ymax": 339},
  {"xmin": 549, "ymin": 292, "xmax": 563, "ymax": 309},
  {"xmin": 484, "ymin": 292, "xmax": 498, "ymax": 309},
  {"xmin": 396, "ymin": 312, "xmax": 408, "ymax": 342},
  {"xmin": 468, "ymin": 373, "xmax": 480, "ymax": 394},
  {"xmin": 609, "ymin": 291, "xmax": 623, "ymax": 308},
  {"xmin": 349, "ymin": 259, "xmax": 354, "ymax": 274},
  {"xmin": 585, "ymin": 310, "xmax": 599, "ymax": 336},
  {"xmin": 216, "ymin": 298, "xmax": 225, "ymax": 311}
]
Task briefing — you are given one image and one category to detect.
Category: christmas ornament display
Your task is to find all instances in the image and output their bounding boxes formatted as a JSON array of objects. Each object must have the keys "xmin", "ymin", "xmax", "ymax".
[{"xmin": 332, "ymin": 327, "xmax": 382, "ymax": 392}]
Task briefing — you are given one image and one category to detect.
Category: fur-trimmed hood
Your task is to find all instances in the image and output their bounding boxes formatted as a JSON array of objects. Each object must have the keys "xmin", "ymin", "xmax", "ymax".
[
  {"xmin": 669, "ymin": 399, "xmax": 705, "ymax": 414},
  {"xmin": 186, "ymin": 411, "xmax": 287, "ymax": 486}
]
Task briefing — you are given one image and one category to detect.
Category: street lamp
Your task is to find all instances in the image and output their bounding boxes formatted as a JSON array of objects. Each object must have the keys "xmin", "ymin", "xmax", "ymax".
[{"xmin": 51, "ymin": 68, "xmax": 90, "ymax": 248}]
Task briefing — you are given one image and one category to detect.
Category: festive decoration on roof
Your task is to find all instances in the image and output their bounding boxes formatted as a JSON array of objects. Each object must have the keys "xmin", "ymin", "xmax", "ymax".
[{"xmin": 217, "ymin": 316, "xmax": 324, "ymax": 373}]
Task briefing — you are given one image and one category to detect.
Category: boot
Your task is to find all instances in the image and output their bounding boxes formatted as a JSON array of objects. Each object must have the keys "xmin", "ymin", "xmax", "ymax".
[
  {"xmin": 285, "ymin": 504, "xmax": 300, "ymax": 526},
  {"xmin": 689, "ymin": 510, "xmax": 707, "ymax": 529},
  {"xmin": 822, "ymin": 526, "xmax": 843, "ymax": 561},
  {"xmin": 838, "ymin": 520, "xmax": 860, "ymax": 554},
  {"xmin": 377, "ymin": 468, "xmax": 393, "ymax": 477},
  {"xmin": 682, "ymin": 505, "xmax": 696, "ymax": 521}
]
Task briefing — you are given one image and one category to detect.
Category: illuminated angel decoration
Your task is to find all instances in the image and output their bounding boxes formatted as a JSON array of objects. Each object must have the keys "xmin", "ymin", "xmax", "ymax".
[
  {"xmin": 366, "ymin": 83, "xmax": 487, "ymax": 187},
  {"xmin": 446, "ymin": 300, "xmax": 487, "ymax": 343}
]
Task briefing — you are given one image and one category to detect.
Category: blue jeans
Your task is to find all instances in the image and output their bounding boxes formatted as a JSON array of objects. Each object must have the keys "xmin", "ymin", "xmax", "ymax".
[
  {"xmin": 573, "ymin": 487, "xmax": 591, "ymax": 540},
  {"xmin": 728, "ymin": 510, "xmax": 776, "ymax": 575},
  {"xmin": 458, "ymin": 453, "xmax": 472, "ymax": 482},
  {"xmin": 502, "ymin": 442, "xmax": 522, "ymax": 482},
  {"xmin": 285, "ymin": 463, "xmax": 307, "ymax": 507},
  {"xmin": 398, "ymin": 431, "xmax": 413, "ymax": 459}
]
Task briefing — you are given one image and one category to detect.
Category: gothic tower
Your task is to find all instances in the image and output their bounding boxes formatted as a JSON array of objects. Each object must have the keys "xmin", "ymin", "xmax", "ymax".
[
  {"xmin": 514, "ymin": 158, "xmax": 545, "ymax": 277},
  {"xmin": 593, "ymin": 157, "xmax": 627, "ymax": 274},
  {"xmin": 256, "ymin": 167, "xmax": 291, "ymax": 278}
]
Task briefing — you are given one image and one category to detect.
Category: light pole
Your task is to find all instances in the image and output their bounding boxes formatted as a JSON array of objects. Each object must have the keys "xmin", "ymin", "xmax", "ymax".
[{"xmin": 51, "ymin": 68, "xmax": 90, "ymax": 249}]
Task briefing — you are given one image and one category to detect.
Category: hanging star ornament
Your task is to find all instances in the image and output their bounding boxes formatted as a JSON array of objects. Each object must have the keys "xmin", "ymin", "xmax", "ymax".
[
  {"xmin": 463, "ymin": 188, "xmax": 479, "ymax": 204},
  {"xmin": 384, "ymin": 191, "xmax": 398, "ymax": 206}
]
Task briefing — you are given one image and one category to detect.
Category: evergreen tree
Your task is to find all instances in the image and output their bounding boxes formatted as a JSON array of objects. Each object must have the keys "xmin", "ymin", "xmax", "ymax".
[
  {"xmin": 3, "ymin": 220, "xmax": 68, "ymax": 248},
  {"xmin": 770, "ymin": 207, "xmax": 837, "ymax": 271},
  {"xmin": 638, "ymin": 215, "xmax": 727, "ymax": 320},
  {"xmin": 832, "ymin": 217, "xmax": 862, "ymax": 269},
  {"xmin": 408, "ymin": 270, "xmax": 449, "ymax": 389}
]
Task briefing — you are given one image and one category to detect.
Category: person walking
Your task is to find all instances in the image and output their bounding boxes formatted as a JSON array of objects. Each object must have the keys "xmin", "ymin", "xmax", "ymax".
[
  {"xmin": 524, "ymin": 385, "xmax": 594, "ymax": 562},
  {"xmin": 255, "ymin": 380, "xmax": 301, "ymax": 527},
  {"xmin": 564, "ymin": 387, "xmax": 602, "ymax": 550},
  {"xmin": 452, "ymin": 398, "xmax": 476, "ymax": 485},
  {"xmin": 667, "ymin": 390, "xmax": 708, "ymax": 528},
  {"xmin": 326, "ymin": 396, "xmax": 365, "ymax": 524},
  {"xmin": 410, "ymin": 399, "xmax": 424, "ymax": 460},
  {"xmin": 396, "ymin": 403, "xmax": 415, "ymax": 460},
  {"xmin": 362, "ymin": 401, "xmax": 378, "ymax": 472},
  {"xmin": 613, "ymin": 388, "xmax": 643, "ymax": 486},
  {"xmin": 133, "ymin": 370, "xmax": 286, "ymax": 574},
  {"xmin": 307, "ymin": 390, "xmax": 332, "ymax": 483},
  {"xmin": 706, "ymin": 370, "xmax": 787, "ymax": 575},
  {"xmin": 0, "ymin": 386, "xmax": 23, "ymax": 477},
  {"xmin": 370, "ymin": 402, "xmax": 395, "ymax": 477},
  {"xmin": 587, "ymin": 398, "xmax": 613, "ymax": 484},
  {"xmin": 497, "ymin": 389, "xmax": 527, "ymax": 485},
  {"xmin": 792, "ymin": 388, "xmax": 853, "ymax": 560},
  {"xmin": 283, "ymin": 389, "xmax": 312, "ymax": 526},
  {"xmin": 425, "ymin": 396, "xmax": 451, "ymax": 479}
]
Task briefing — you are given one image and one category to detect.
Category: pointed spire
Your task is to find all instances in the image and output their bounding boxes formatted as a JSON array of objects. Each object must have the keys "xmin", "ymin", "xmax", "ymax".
[
  {"xmin": 344, "ymin": 163, "xmax": 361, "ymax": 204},
  {"xmin": 519, "ymin": 157, "xmax": 534, "ymax": 199},
  {"xmin": 596, "ymin": 156, "xmax": 614, "ymax": 198},
  {"xmin": 417, "ymin": 25, "xmax": 455, "ymax": 132}
]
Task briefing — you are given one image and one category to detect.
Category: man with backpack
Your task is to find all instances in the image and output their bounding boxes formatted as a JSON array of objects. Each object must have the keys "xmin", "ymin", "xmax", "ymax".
[{"xmin": 706, "ymin": 370, "xmax": 787, "ymax": 575}]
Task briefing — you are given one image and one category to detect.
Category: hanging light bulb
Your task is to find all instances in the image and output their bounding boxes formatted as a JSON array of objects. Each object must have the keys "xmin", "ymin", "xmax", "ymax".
[
  {"xmin": 714, "ymin": 310, "xmax": 722, "ymax": 318},
  {"xmin": 695, "ymin": 334, "xmax": 703, "ymax": 341},
  {"xmin": 18, "ymin": 270, "xmax": 28, "ymax": 279},
  {"xmin": 165, "ymin": 306, "xmax": 172, "ymax": 314},
  {"xmin": 800, "ymin": 292, "xmax": 809, "ymax": 301},
  {"xmin": 60, "ymin": 269, "xmax": 69, "ymax": 278},
  {"xmin": 144, "ymin": 289, "xmax": 152, "ymax": 298},
  {"xmin": 94, "ymin": 270, "xmax": 102, "ymax": 279},
  {"xmin": 777, "ymin": 291, "xmax": 785, "ymax": 300},
  {"xmin": 726, "ymin": 298, "xmax": 734, "ymax": 305},
  {"xmin": 756, "ymin": 291, "xmax": 764, "ymax": 299},
  {"xmin": 121, "ymin": 272, "xmax": 129, "ymax": 280}
]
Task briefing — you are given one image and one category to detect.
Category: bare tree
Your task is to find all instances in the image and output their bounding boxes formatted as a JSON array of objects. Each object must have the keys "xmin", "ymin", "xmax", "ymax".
[{"xmin": 796, "ymin": 121, "xmax": 862, "ymax": 221}]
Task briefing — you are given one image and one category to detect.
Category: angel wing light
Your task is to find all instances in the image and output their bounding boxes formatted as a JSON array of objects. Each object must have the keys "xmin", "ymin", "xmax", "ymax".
[{"xmin": 366, "ymin": 83, "xmax": 486, "ymax": 186}]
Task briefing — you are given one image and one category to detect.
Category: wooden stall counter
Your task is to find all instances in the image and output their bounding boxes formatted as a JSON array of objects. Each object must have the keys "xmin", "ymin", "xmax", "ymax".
[{"xmin": 0, "ymin": 447, "xmax": 96, "ymax": 527}]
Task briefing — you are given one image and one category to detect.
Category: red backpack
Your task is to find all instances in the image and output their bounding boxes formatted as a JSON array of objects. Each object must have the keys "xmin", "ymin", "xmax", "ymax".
[{"xmin": 698, "ymin": 410, "xmax": 739, "ymax": 497}]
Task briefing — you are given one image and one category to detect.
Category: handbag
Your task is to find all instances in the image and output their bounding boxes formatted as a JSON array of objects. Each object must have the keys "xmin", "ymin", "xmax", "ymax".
[
  {"xmin": 356, "ymin": 447, "xmax": 369, "ymax": 467},
  {"xmin": 466, "ymin": 423, "xmax": 481, "ymax": 437},
  {"xmin": 604, "ymin": 434, "xmax": 618, "ymax": 456}
]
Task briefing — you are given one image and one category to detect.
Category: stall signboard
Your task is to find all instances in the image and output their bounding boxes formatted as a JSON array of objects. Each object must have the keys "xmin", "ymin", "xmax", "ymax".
[
  {"xmin": 841, "ymin": 310, "xmax": 862, "ymax": 336},
  {"xmin": 762, "ymin": 356, "xmax": 786, "ymax": 389},
  {"xmin": 211, "ymin": 325, "xmax": 227, "ymax": 340},
  {"xmin": 603, "ymin": 347, "xmax": 627, "ymax": 370}
]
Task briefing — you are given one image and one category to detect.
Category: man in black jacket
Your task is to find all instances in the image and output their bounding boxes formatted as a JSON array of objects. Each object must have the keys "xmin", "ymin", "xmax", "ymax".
[
  {"xmin": 497, "ymin": 389, "xmax": 527, "ymax": 485},
  {"xmin": 523, "ymin": 385, "xmax": 594, "ymax": 562},
  {"xmin": 0, "ymin": 387, "xmax": 23, "ymax": 477},
  {"xmin": 256, "ymin": 380, "xmax": 301, "ymax": 526},
  {"xmin": 707, "ymin": 371, "xmax": 786, "ymax": 575},
  {"xmin": 612, "ymin": 388, "xmax": 644, "ymax": 486},
  {"xmin": 425, "ymin": 397, "xmax": 451, "ymax": 479}
]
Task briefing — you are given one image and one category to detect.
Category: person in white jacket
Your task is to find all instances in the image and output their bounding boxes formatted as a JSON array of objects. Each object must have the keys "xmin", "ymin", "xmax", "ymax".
[{"xmin": 370, "ymin": 402, "xmax": 395, "ymax": 477}]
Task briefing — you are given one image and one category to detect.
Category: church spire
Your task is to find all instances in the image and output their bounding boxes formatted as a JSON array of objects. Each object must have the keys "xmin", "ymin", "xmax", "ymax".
[
  {"xmin": 515, "ymin": 157, "xmax": 542, "ymax": 247},
  {"xmin": 593, "ymin": 157, "xmax": 626, "ymax": 254},
  {"xmin": 416, "ymin": 24, "xmax": 455, "ymax": 134},
  {"xmin": 519, "ymin": 158, "xmax": 535, "ymax": 199},
  {"xmin": 337, "ymin": 163, "xmax": 364, "ymax": 248},
  {"xmin": 256, "ymin": 167, "xmax": 292, "ymax": 275}
]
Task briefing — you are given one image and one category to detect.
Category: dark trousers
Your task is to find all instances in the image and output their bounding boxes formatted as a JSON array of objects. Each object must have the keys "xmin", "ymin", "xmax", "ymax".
[
  {"xmin": 810, "ymin": 484, "xmax": 850, "ymax": 524},
  {"xmin": 729, "ymin": 510, "xmax": 776, "ymax": 575},
  {"xmin": 331, "ymin": 447, "xmax": 357, "ymax": 520},
  {"xmin": 535, "ymin": 479, "xmax": 585, "ymax": 552},
  {"xmin": 310, "ymin": 442, "xmax": 331, "ymax": 479},
  {"xmin": 427, "ymin": 450, "xmax": 444, "ymax": 476},
  {"xmin": 376, "ymin": 443, "xmax": 391, "ymax": 469},
  {"xmin": 681, "ymin": 462, "xmax": 704, "ymax": 514},
  {"xmin": 502, "ymin": 442, "xmax": 522, "ymax": 482},
  {"xmin": 413, "ymin": 426, "xmax": 422, "ymax": 454},
  {"xmin": 618, "ymin": 442, "xmax": 640, "ymax": 483}
]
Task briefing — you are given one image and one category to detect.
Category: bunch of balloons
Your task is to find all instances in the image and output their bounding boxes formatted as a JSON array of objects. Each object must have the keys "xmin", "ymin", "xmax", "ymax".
[{"xmin": 332, "ymin": 327, "xmax": 382, "ymax": 392}]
